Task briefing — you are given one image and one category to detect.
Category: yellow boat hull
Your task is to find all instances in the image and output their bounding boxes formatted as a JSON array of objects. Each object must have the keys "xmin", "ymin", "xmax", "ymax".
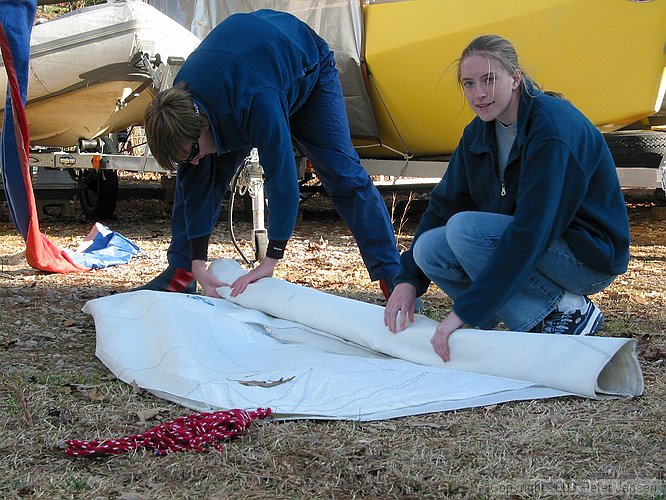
[{"xmin": 362, "ymin": 0, "xmax": 666, "ymax": 157}]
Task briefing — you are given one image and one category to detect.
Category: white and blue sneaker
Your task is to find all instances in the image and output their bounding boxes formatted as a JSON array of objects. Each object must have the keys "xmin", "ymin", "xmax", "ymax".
[{"xmin": 542, "ymin": 297, "xmax": 604, "ymax": 336}]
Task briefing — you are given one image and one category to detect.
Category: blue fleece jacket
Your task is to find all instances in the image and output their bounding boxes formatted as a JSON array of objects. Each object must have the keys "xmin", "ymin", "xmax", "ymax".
[
  {"xmin": 173, "ymin": 10, "xmax": 322, "ymax": 258},
  {"xmin": 396, "ymin": 87, "xmax": 630, "ymax": 328}
]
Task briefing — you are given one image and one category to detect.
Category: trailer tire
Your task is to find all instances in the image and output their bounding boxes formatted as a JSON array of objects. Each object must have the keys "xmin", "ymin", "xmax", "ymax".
[
  {"xmin": 604, "ymin": 130, "xmax": 666, "ymax": 168},
  {"xmin": 77, "ymin": 137, "xmax": 119, "ymax": 220},
  {"xmin": 78, "ymin": 169, "xmax": 119, "ymax": 220}
]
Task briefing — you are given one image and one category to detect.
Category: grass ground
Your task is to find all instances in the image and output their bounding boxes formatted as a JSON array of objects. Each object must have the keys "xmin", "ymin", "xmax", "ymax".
[{"xmin": 0, "ymin": 189, "xmax": 664, "ymax": 499}]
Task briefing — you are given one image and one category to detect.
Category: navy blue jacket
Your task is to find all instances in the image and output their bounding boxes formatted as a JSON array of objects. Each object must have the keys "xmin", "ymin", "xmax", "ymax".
[
  {"xmin": 396, "ymin": 87, "xmax": 630, "ymax": 328},
  {"xmin": 174, "ymin": 10, "xmax": 322, "ymax": 258}
]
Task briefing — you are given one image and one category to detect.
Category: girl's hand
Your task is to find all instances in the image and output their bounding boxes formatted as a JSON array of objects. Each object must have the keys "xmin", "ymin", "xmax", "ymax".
[
  {"xmin": 384, "ymin": 282, "xmax": 418, "ymax": 333},
  {"xmin": 431, "ymin": 312, "xmax": 464, "ymax": 362}
]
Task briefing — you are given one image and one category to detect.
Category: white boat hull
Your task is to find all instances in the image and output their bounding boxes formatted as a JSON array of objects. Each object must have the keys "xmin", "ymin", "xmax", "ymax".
[{"xmin": 0, "ymin": 0, "xmax": 200, "ymax": 147}]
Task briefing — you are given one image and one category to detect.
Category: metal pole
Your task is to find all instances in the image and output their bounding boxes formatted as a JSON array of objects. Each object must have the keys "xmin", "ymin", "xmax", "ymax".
[{"xmin": 247, "ymin": 148, "xmax": 267, "ymax": 261}]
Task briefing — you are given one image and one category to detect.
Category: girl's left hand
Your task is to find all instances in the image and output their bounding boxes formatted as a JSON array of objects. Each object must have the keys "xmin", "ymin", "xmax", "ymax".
[
  {"xmin": 432, "ymin": 312, "xmax": 464, "ymax": 362},
  {"xmin": 228, "ymin": 257, "xmax": 278, "ymax": 297}
]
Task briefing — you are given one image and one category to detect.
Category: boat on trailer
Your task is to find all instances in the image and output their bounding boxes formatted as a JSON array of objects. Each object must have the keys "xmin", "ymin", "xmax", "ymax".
[
  {"xmin": 0, "ymin": 0, "xmax": 200, "ymax": 147},
  {"xmin": 2, "ymin": 0, "xmax": 665, "ymax": 191},
  {"xmin": 150, "ymin": 0, "xmax": 666, "ymax": 162}
]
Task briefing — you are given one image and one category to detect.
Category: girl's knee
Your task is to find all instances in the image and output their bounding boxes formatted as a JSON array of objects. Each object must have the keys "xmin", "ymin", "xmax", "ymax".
[
  {"xmin": 413, "ymin": 227, "xmax": 447, "ymax": 268},
  {"xmin": 412, "ymin": 233, "xmax": 428, "ymax": 268},
  {"xmin": 446, "ymin": 211, "xmax": 476, "ymax": 239},
  {"xmin": 445, "ymin": 212, "xmax": 477, "ymax": 251},
  {"xmin": 446, "ymin": 211, "xmax": 512, "ymax": 251}
]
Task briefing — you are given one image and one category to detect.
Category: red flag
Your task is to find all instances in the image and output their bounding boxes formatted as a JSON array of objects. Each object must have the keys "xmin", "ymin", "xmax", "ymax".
[{"xmin": 0, "ymin": 17, "xmax": 86, "ymax": 272}]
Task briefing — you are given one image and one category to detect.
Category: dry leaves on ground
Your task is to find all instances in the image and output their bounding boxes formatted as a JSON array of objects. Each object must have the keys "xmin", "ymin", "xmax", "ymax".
[{"xmin": 0, "ymin": 188, "xmax": 664, "ymax": 498}]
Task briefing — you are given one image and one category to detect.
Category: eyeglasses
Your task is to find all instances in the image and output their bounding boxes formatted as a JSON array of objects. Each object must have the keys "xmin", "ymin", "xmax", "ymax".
[
  {"xmin": 182, "ymin": 137, "xmax": 200, "ymax": 163},
  {"xmin": 169, "ymin": 137, "xmax": 199, "ymax": 170}
]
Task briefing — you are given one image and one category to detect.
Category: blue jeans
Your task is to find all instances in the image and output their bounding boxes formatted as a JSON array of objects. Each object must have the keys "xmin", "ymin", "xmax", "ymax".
[
  {"xmin": 286, "ymin": 36, "xmax": 400, "ymax": 281},
  {"xmin": 412, "ymin": 212, "xmax": 616, "ymax": 331}
]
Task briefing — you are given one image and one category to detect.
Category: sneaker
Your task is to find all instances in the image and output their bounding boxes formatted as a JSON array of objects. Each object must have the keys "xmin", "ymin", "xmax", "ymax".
[
  {"xmin": 133, "ymin": 265, "xmax": 197, "ymax": 294},
  {"xmin": 542, "ymin": 297, "xmax": 604, "ymax": 336},
  {"xmin": 380, "ymin": 275, "xmax": 423, "ymax": 313}
]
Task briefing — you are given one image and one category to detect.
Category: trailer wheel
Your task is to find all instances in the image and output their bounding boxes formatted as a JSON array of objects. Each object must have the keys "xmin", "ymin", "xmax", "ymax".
[
  {"xmin": 78, "ymin": 169, "xmax": 119, "ymax": 220},
  {"xmin": 77, "ymin": 136, "xmax": 119, "ymax": 220},
  {"xmin": 604, "ymin": 130, "xmax": 666, "ymax": 167}
]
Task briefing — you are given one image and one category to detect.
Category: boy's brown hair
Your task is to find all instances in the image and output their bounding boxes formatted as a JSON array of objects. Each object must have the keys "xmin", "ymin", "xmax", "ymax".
[{"xmin": 144, "ymin": 82, "xmax": 203, "ymax": 170}]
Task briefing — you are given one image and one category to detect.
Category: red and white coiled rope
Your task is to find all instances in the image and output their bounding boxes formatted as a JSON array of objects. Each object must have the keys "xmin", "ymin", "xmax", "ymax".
[{"xmin": 65, "ymin": 407, "xmax": 272, "ymax": 457}]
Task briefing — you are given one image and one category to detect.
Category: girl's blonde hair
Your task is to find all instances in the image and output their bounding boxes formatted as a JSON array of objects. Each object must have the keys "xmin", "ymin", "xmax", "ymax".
[
  {"xmin": 144, "ymin": 82, "xmax": 205, "ymax": 170},
  {"xmin": 456, "ymin": 34, "xmax": 541, "ymax": 94}
]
